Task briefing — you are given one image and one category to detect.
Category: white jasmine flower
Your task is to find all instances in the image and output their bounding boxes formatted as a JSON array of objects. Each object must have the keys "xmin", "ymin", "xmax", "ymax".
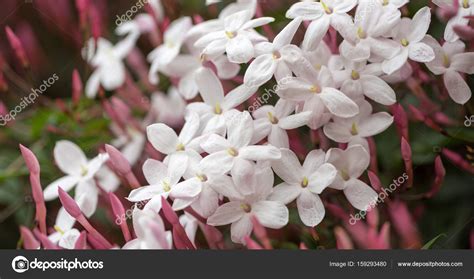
[
  {"xmin": 194, "ymin": 10, "xmax": 274, "ymax": 63},
  {"xmin": 244, "ymin": 17, "xmax": 303, "ymax": 87},
  {"xmin": 252, "ymin": 99, "xmax": 311, "ymax": 148},
  {"xmin": 326, "ymin": 145, "xmax": 379, "ymax": 211},
  {"xmin": 323, "ymin": 100, "xmax": 394, "ymax": 150},
  {"xmin": 423, "ymin": 35, "xmax": 474, "ymax": 104},
  {"xmin": 43, "ymin": 141, "xmax": 109, "ymax": 217},
  {"xmin": 123, "ymin": 208, "xmax": 172, "ymax": 249},
  {"xmin": 286, "ymin": 0, "xmax": 357, "ymax": 51},
  {"xmin": 208, "ymin": 166, "xmax": 288, "ymax": 243},
  {"xmin": 48, "ymin": 207, "xmax": 80, "ymax": 249},
  {"xmin": 382, "ymin": 7, "xmax": 435, "ymax": 74},
  {"xmin": 433, "ymin": 0, "xmax": 474, "ymax": 42},
  {"xmin": 269, "ymin": 148, "xmax": 337, "ymax": 227}
]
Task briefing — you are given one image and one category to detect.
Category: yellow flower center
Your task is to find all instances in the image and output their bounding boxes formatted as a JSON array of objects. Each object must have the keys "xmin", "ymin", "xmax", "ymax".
[
  {"xmin": 321, "ymin": 1, "xmax": 333, "ymax": 14},
  {"xmin": 225, "ymin": 31, "xmax": 237, "ymax": 39},
  {"xmin": 340, "ymin": 169, "xmax": 350, "ymax": 181},
  {"xmin": 463, "ymin": 0, "xmax": 470, "ymax": 8},
  {"xmin": 267, "ymin": 112, "xmax": 279, "ymax": 124},
  {"xmin": 443, "ymin": 54, "xmax": 451, "ymax": 68},
  {"xmin": 54, "ymin": 225, "xmax": 65, "ymax": 235},
  {"xmin": 162, "ymin": 181, "xmax": 171, "ymax": 192},
  {"xmin": 350, "ymin": 122, "xmax": 359, "ymax": 136},
  {"xmin": 197, "ymin": 174, "xmax": 208, "ymax": 182},
  {"xmin": 176, "ymin": 143, "xmax": 185, "ymax": 151},
  {"xmin": 241, "ymin": 203, "xmax": 252, "ymax": 213},
  {"xmin": 214, "ymin": 103, "xmax": 222, "ymax": 115},
  {"xmin": 357, "ymin": 27, "xmax": 367, "ymax": 39},
  {"xmin": 80, "ymin": 165, "xmax": 89, "ymax": 177},
  {"xmin": 301, "ymin": 177, "xmax": 309, "ymax": 188},
  {"xmin": 351, "ymin": 70, "xmax": 360, "ymax": 80},
  {"xmin": 310, "ymin": 85, "xmax": 322, "ymax": 94},
  {"xmin": 382, "ymin": 0, "xmax": 389, "ymax": 6},
  {"xmin": 227, "ymin": 147, "xmax": 239, "ymax": 157},
  {"xmin": 401, "ymin": 38, "xmax": 410, "ymax": 47},
  {"xmin": 273, "ymin": 51, "xmax": 282, "ymax": 60}
]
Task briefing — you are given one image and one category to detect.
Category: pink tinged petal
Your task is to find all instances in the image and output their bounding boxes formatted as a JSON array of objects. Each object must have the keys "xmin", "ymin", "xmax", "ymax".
[
  {"xmin": 323, "ymin": 122, "xmax": 353, "ymax": 143},
  {"xmin": 319, "ymin": 88, "xmax": 359, "ymax": 118},
  {"xmin": 277, "ymin": 78, "xmax": 313, "ymax": 102},
  {"xmin": 231, "ymin": 158, "xmax": 256, "ymax": 195},
  {"xmin": 43, "ymin": 176, "xmax": 80, "ymax": 201},
  {"xmin": 346, "ymin": 145, "xmax": 370, "ymax": 178},
  {"xmin": 172, "ymin": 197, "xmax": 196, "ymax": 211},
  {"xmin": 227, "ymin": 111, "xmax": 253, "ymax": 148},
  {"xmin": 382, "ymin": 48, "xmax": 409, "ymax": 75},
  {"xmin": 208, "ymin": 201, "xmax": 245, "ymax": 226},
  {"xmin": 303, "ymin": 149, "xmax": 326, "ymax": 174},
  {"xmin": 221, "ymin": 84, "xmax": 257, "ymax": 110},
  {"xmin": 147, "ymin": 124, "xmax": 179, "ymax": 155},
  {"xmin": 444, "ymin": 70, "xmax": 472, "ymax": 105},
  {"xmin": 179, "ymin": 112, "xmax": 200, "ymax": 145},
  {"xmin": 167, "ymin": 153, "xmax": 189, "ymax": 185},
  {"xmin": 226, "ymin": 35, "xmax": 255, "ymax": 64},
  {"xmin": 200, "ymin": 134, "xmax": 230, "ymax": 154},
  {"xmin": 302, "ymin": 17, "xmax": 330, "ymax": 51},
  {"xmin": 296, "ymin": 190, "xmax": 325, "ymax": 227},
  {"xmin": 192, "ymin": 185, "xmax": 220, "ymax": 218},
  {"xmin": 360, "ymin": 75, "xmax": 396, "ymax": 105},
  {"xmin": 144, "ymin": 195, "xmax": 166, "ymax": 213},
  {"xmin": 268, "ymin": 182, "xmax": 301, "ymax": 204},
  {"xmin": 241, "ymin": 17, "xmax": 275, "ymax": 30},
  {"xmin": 343, "ymin": 179, "xmax": 378, "ymax": 211},
  {"xmin": 339, "ymin": 40, "xmax": 371, "ymax": 62},
  {"xmin": 142, "ymin": 159, "xmax": 168, "ymax": 185},
  {"xmin": 451, "ymin": 53, "xmax": 474, "ymax": 74},
  {"xmin": 230, "ymin": 214, "xmax": 253, "ymax": 244},
  {"xmin": 270, "ymin": 148, "xmax": 303, "ymax": 183},
  {"xmin": 244, "ymin": 54, "xmax": 276, "ymax": 87},
  {"xmin": 252, "ymin": 201, "xmax": 289, "ymax": 229},
  {"xmin": 358, "ymin": 112, "xmax": 394, "ymax": 137},
  {"xmin": 200, "ymin": 151, "xmax": 234, "ymax": 175},
  {"xmin": 252, "ymin": 118, "xmax": 272, "ymax": 143},
  {"xmin": 369, "ymin": 38, "xmax": 402, "ymax": 60},
  {"xmin": 195, "ymin": 67, "xmax": 224, "ymax": 106},
  {"xmin": 445, "ymin": 14, "xmax": 470, "ymax": 42},
  {"xmin": 409, "ymin": 42, "xmax": 435, "ymax": 63},
  {"xmin": 286, "ymin": 2, "xmax": 324, "ymax": 20},
  {"xmin": 308, "ymin": 163, "xmax": 337, "ymax": 194},
  {"xmin": 278, "ymin": 111, "xmax": 312, "ymax": 130},
  {"xmin": 334, "ymin": 0, "xmax": 357, "ymax": 13},
  {"xmin": 268, "ymin": 126, "xmax": 289, "ymax": 148},
  {"xmin": 273, "ymin": 17, "xmax": 303, "ymax": 49},
  {"xmin": 54, "ymin": 141, "xmax": 87, "ymax": 176},
  {"xmin": 239, "ymin": 145, "xmax": 281, "ymax": 161},
  {"xmin": 224, "ymin": 10, "xmax": 251, "ymax": 32},
  {"xmin": 58, "ymin": 229, "xmax": 81, "ymax": 249},
  {"xmin": 75, "ymin": 180, "xmax": 98, "ymax": 217},
  {"xmin": 213, "ymin": 55, "xmax": 240, "ymax": 79},
  {"xmin": 407, "ymin": 7, "xmax": 431, "ymax": 43},
  {"xmin": 202, "ymin": 39, "xmax": 228, "ymax": 57},
  {"xmin": 172, "ymin": 178, "xmax": 202, "ymax": 199},
  {"xmin": 208, "ymin": 174, "xmax": 243, "ymax": 200},
  {"xmin": 127, "ymin": 185, "xmax": 162, "ymax": 202}
]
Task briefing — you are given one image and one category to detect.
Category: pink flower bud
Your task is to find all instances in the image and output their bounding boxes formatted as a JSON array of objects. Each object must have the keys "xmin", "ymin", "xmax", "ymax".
[
  {"xmin": 367, "ymin": 171, "xmax": 382, "ymax": 192},
  {"xmin": 244, "ymin": 236, "xmax": 263, "ymax": 250},
  {"xmin": 58, "ymin": 187, "xmax": 82, "ymax": 218},
  {"xmin": 334, "ymin": 227, "xmax": 353, "ymax": 249},
  {"xmin": 392, "ymin": 104, "xmax": 409, "ymax": 140},
  {"xmin": 109, "ymin": 192, "xmax": 132, "ymax": 242},
  {"xmin": 72, "ymin": 69, "xmax": 82, "ymax": 105},
  {"xmin": 453, "ymin": 25, "xmax": 474, "ymax": 41},
  {"xmin": 442, "ymin": 148, "xmax": 474, "ymax": 174},
  {"xmin": 105, "ymin": 144, "xmax": 131, "ymax": 175},
  {"xmin": 74, "ymin": 231, "xmax": 88, "ymax": 249},
  {"xmin": 250, "ymin": 216, "xmax": 272, "ymax": 249},
  {"xmin": 20, "ymin": 226, "xmax": 40, "ymax": 250},
  {"xmin": 426, "ymin": 156, "xmax": 446, "ymax": 198},
  {"xmin": 5, "ymin": 26, "xmax": 29, "ymax": 68}
]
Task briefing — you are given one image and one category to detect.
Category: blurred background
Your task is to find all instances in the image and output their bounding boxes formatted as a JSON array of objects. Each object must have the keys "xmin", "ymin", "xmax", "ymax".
[{"xmin": 0, "ymin": 0, "xmax": 472, "ymax": 249}]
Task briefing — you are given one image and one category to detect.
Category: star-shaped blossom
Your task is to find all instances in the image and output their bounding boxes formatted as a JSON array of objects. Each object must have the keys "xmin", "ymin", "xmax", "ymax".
[
  {"xmin": 200, "ymin": 111, "xmax": 281, "ymax": 195},
  {"xmin": 48, "ymin": 207, "xmax": 80, "ymax": 249},
  {"xmin": 382, "ymin": 7, "xmax": 435, "ymax": 74},
  {"xmin": 244, "ymin": 17, "xmax": 303, "ymax": 87},
  {"xmin": 423, "ymin": 35, "xmax": 474, "ymax": 104},
  {"xmin": 208, "ymin": 166, "xmax": 288, "ymax": 243},
  {"xmin": 43, "ymin": 141, "xmax": 109, "ymax": 217},
  {"xmin": 326, "ymin": 145, "xmax": 378, "ymax": 211},
  {"xmin": 252, "ymin": 99, "xmax": 311, "ymax": 148},
  {"xmin": 127, "ymin": 154, "xmax": 197, "ymax": 213},
  {"xmin": 148, "ymin": 17, "xmax": 193, "ymax": 84},
  {"xmin": 269, "ymin": 148, "xmax": 337, "ymax": 227},
  {"xmin": 323, "ymin": 100, "xmax": 394, "ymax": 150},
  {"xmin": 195, "ymin": 10, "xmax": 274, "ymax": 64},
  {"xmin": 187, "ymin": 67, "xmax": 256, "ymax": 134},
  {"xmin": 286, "ymin": 0, "xmax": 357, "ymax": 51},
  {"xmin": 277, "ymin": 65, "xmax": 359, "ymax": 119}
]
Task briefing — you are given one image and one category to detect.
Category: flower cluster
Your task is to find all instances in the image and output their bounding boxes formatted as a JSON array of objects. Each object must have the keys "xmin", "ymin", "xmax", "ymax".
[{"xmin": 14, "ymin": 0, "xmax": 474, "ymax": 249}]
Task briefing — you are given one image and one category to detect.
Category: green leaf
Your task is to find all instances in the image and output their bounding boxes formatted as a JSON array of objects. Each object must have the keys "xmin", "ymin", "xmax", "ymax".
[{"xmin": 422, "ymin": 233, "xmax": 447, "ymax": 249}]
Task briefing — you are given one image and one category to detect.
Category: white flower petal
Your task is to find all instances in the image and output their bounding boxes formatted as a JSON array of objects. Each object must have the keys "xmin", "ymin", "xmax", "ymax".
[
  {"xmin": 208, "ymin": 201, "xmax": 245, "ymax": 226},
  {"xmin": 252, "ymin": 201, "xmax": 289, "ymax": 229},
  {"xmin": 147, "ymin": 124, "xmax": 179, "ymax": 155},
  {"xmin": 343, "ymin": 179, "xmax": 378, "ymax": 211},
  {"xmin": 296, "ymin": 190, "xmax": 325, "ymax": 227}
]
